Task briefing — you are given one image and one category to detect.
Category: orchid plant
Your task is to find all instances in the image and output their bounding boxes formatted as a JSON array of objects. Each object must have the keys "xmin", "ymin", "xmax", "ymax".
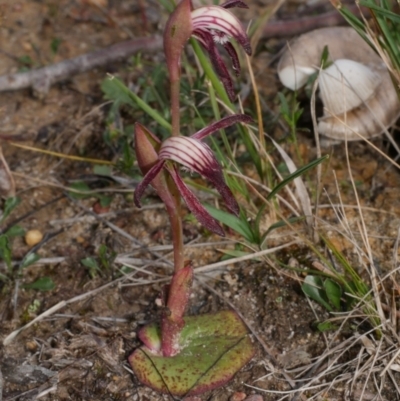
[{"xmin": 129, "ymin": 0, "xmax": 255, "ymax": 396}]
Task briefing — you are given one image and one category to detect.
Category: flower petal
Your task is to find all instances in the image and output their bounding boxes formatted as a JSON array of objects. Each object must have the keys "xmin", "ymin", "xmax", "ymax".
[
  {"xmin": 192, "ymin": 114, "xmax": 253, "ymax": 140},
  {"xmin": 223, "ymin": 41, "xmax": 241, "ymax": 76},
  {"xmin": 159, "ymin": 136, "xmax": 217, "ymax": 176},
  {"xmin": 159, "ymin": 137, "xmax": 239, "ymax": 216},
  {"xmin": 168, "ymin": 165, "xmax": 225, "ymax": 236},
  {"xmin": 191, "ymin": 6, "xmax": 251, "ymax": 56},
  {"xmin": 193, "ymin": 29, "xmax": 235, "ymax": 101},
  {"xmin": 134, "ymin": 160, "xmax": 165, "ymax": 208}
]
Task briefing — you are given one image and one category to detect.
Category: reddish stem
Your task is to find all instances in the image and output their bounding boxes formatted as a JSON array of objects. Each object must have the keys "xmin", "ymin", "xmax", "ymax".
[
  {"xmin": 170, "ymin": 79, "xmax": 181, "ymax": 137},
  {"xmin": 161, "ymin": 265, "xmax": 193, "ymax": 356}
]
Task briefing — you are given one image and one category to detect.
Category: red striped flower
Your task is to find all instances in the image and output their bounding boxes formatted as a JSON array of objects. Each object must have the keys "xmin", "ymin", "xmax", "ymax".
[
  {"xmin": 134, "ymin": 114, "xmax": 252, "ymax": 236},
  {"xmin": 164, "ymin": 0, "xmax": 251, "ymax": 101}
]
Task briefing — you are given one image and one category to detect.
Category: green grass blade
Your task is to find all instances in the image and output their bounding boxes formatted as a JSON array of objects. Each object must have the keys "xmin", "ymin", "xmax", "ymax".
[
  {"xmin": 359, "ymin": 1, "xmax": 400, "ymax": 23},
  {"xmin": 204, "ymin": 204, "xmax": 255, "ymax": 243},
  {"xmin": 190, "ymin": 39, "xmax": 262, "ymax": 178},
  {"xmin": 102, "ymin": 77, "xmax": 172, "ymax": 132},
  {"xmin": 333, "ymin": 4, "xmax": 373, "ymax": 47},
  {"xmin": 267, "ymin": 155, "xmax": 329, "ymax": 200}
]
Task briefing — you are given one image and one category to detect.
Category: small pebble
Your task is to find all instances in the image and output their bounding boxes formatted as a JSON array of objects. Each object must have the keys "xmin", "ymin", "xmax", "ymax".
[
  {"xmin": 25, "ymin": 229, "xmax": 43, "ymax": 247},
  {"xmin": 25, "ymin": 340, "xmax": 38, "ymax": 352},
  {"xmin": 230, "ymin": 392, "xmax": 246, "ymax": 401}
]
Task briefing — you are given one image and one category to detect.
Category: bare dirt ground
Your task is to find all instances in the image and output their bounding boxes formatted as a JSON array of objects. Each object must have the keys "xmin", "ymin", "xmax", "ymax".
[{"xmin": 1, "ymin": 1, "xmax": 400, "ymax": 400}]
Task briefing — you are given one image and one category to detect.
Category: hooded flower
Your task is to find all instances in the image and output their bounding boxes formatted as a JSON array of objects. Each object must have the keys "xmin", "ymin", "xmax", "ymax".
[
  {"xmin": 164, "ymin": 0, "xmax": 251, "ymax": 101},
  {"xmin": 134, "ymin": 114, "xmax": 252, "ymax": 236}
]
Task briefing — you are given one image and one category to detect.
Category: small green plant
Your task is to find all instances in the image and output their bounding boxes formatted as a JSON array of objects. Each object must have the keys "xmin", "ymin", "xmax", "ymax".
[
  {"xmin": 50, "ymin": 37, "xmax": 62, "ymax": 56},
  {"xmin": 0, "ymin": 198, "xmax": 53, "ymax": 291},
  {"xmin": 278, "ymin": 91, "xmax": 303, "ymax": 144},
  {"xmin": 81, "ymin": 245, "xmax": 116, "ymax": 279},
  {"xmin": 17, "ymin": 55, "xmax": 34, "ymax": 72},
  {"xmin": 301, "ymin": 236, "xmax": 380, "ymax": 333},
  {"xmin": 68, "ymin": 179, "xmax": 112, "ymax": 208}
]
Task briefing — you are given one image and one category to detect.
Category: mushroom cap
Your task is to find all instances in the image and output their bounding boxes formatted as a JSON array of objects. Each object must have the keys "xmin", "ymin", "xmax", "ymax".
[
  {"xmin": 278, "ymin": 27, "xmax": 400, "ymax": 141},
  {"xmin": 319, "ymin": 59, "xmax": 380, "ymax": 115},
  {"xmin": 318, "ymin": 65, "xmax": 399, "ymax": 140}
]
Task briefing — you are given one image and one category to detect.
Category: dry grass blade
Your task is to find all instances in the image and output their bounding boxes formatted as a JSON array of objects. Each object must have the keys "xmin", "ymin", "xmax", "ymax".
[
  {"xmin": 9, "ymin": 142, "xmax": 113, "ymax": 165},
  {"xmin": 0, "ymin": 145, "xmax": 15, "ymax": 198},
  {"xmin": 0, "ymin": 366, "xmax": 3, "ymax": 401},
  {"xmin": 194, "ymin": 240, "xmax": 300, "ymax": 274},
  {"xmin": 247, "ymin": 0, "xmax": 285, "ymax": 172},
  {"xmin": 268, "ymin": 137, "xmax": 313, "ymax": 233},
  {"xmin": 311, "ymin": 70, "xmax": 322, "ymax": 242}
]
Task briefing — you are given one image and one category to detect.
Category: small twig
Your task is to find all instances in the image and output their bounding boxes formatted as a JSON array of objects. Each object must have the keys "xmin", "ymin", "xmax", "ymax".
[
  {"xmin": 0, "ymin": 36, "xmax": 162, "ymax": 95},
  {"xmin": 0, "ymin": 195, "xmax": 64, "ymax": 234},
  {"xmin": 262, "ymin": 4, "xmax": 363, "ymax": 39},
  {"xmin": 195, "ymin": 240, "xmax": 300, "ymax": 274}
]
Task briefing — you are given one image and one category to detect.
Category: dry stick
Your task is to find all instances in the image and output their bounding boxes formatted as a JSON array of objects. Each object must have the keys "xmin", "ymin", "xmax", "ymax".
[
  {"xmin": 261, "ymin": 4, "xmax": 363, "ymax": 39},
  {"xmin": 0, "ymin": 195, "xmax": 64, "ymax": 234},
  {"xmin": 0, "ymin": 6, "xmax": 363, "ymax": 94},
  {"xmin": 0, "ymin": 36, "xmax": 162, "ymax": 94},
  {"xmin": 195, "ymin": 240, "xmax": 299, "ymax": 274}
]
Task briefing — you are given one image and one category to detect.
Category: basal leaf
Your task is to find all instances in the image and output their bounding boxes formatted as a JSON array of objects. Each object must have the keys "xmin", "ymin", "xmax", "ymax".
[
  {"xmin": 20, "ymin": 253, "xmax": 40, "ymax": 269},
  {"xmin": 68, "ymin": 181, "xmax": 92, "ymax": 199},
  {"xmin": 24, "ymin": 277, "xmax": 55, "ymax": 291},
  {"xmin": 302, "ymin": 275, "xmax": 332, "ymax": 312},
  {"xmin": 129, "ymin": 310, "xmax": 255, "ymax": 396},
  {"xmin": 0, "ymin": 234, "xmax": 12, "ymax": 269},
  {"xmin": 5, "ymin": 225, "xmax": 25, "ymax": 238},
  {"xmin": 1, "ymin": 197, "xmax": 21, "ymax": 224},
  {"xmin": 324, "ymin": 278, "xmax": 342, "ymax": 311}
]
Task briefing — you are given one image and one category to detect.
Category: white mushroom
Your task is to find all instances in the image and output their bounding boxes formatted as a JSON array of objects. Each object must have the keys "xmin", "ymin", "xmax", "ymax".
[{"xmin": 278, "ymin": 27, "xmax": 400, "ymax": 141}]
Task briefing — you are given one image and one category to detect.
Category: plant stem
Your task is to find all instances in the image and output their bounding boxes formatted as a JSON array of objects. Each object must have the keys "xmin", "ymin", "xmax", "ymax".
[
  {"xmin": 166, "ymin": 202, "xmax": 184, "ymax": 272},
  {"xmin": 159, "ymin": 175, "xmax": 184, "ymax": 272},
  {"xmin": 170, "ymin": 79, "xmax": 181, "ymax": 137},
  {"xmin": 160, "ymin": 177, "xmax": 188, "ymax": 357}
]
